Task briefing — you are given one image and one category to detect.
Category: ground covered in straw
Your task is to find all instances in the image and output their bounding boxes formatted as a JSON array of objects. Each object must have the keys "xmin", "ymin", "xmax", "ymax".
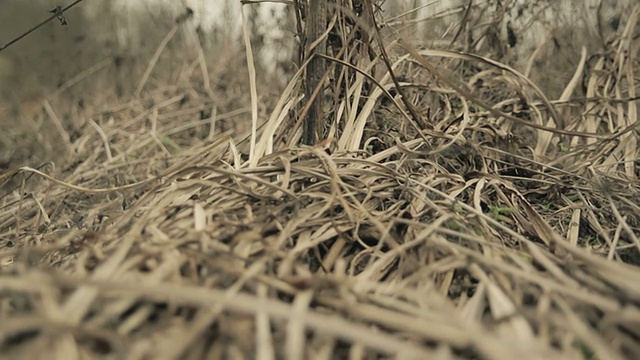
[{"xmin": 2, "ymin": 2, "xmax": 640, "ymax": 360}]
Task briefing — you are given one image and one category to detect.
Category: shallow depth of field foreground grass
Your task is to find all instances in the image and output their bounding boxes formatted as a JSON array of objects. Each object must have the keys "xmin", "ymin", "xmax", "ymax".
[{"xmin": 1, "ymin": 1, "xmax": 640, "ymax": 359}]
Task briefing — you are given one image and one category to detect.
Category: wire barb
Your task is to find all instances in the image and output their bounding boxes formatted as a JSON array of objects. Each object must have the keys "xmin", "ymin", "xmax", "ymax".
[
  {"xmin": 49, "ymin": 5, "xmax": 69, "ymax": 26},
  {"xmin": 0, "ymin": 0, "xmax": 84, "ymax": 52}
]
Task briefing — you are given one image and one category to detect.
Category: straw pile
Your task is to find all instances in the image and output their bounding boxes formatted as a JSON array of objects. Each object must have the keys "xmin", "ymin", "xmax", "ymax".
[{"xmin": 1, "ymin": 2, "xmax": 639, "ymax": 359}]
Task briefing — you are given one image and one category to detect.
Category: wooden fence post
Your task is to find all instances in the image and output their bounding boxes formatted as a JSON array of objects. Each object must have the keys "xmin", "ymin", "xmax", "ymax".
[{"xmin": 303, "ymin": 0, "xmax": 327, "ymax": 145}]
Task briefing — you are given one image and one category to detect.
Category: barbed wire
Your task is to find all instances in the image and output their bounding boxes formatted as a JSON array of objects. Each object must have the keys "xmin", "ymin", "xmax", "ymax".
[{"xmin": 0, "ymin": 0, "xmax": 87, "ymax": 53}]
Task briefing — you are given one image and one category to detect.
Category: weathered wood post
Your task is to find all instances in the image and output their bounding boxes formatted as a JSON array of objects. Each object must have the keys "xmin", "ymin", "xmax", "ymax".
[{"xmin": 303, "ymin": 0, "xmax": 327, "ymax": 145}]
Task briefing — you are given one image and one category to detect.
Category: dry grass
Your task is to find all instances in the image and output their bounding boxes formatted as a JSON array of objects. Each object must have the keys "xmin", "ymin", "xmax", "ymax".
[{"xmin": 1, "ymin": 1, "xmax": 639, "ymax": 359}]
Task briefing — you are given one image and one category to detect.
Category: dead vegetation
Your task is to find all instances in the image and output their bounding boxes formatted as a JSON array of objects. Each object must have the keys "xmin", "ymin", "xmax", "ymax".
[{"xmin": 1, "ymin": 1, "xmax": 639, "ymax": 359}]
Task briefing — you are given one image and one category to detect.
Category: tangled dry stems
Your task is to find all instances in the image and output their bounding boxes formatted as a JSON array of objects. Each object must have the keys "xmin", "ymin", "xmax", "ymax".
[{"xmin": 1, "ymin": 2, "xmax": 640, "ymax": 359}]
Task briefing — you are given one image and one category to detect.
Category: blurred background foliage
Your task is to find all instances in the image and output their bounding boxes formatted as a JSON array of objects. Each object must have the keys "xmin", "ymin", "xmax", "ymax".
[{"xmin": 0, "ymin": 0, "xmax": 632, "ymax": 168}]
